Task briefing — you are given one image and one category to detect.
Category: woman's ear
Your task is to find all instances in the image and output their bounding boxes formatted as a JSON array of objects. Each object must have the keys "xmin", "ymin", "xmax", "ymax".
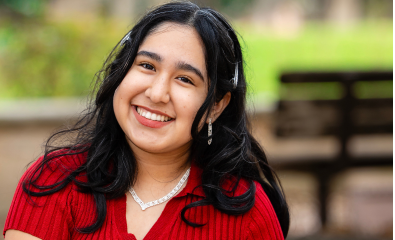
[{"xmin": 207, "ymin": 92, "xmax": 231, "ymax": 123}]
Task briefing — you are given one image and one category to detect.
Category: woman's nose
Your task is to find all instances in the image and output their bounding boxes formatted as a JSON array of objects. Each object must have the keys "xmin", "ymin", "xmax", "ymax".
[{"xmin": 145, "ymin": 76, "xmax": 170, "ymax": 103}]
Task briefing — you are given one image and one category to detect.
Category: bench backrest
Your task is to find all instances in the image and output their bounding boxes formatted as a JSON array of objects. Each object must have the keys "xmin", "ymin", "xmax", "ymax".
[{"xmin": 276, "ymin": 71, "xmax": 393, "ymax": 138}]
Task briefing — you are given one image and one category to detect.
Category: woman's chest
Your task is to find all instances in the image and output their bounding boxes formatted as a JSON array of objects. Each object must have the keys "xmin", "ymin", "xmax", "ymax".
[
  {"xmin": 125, "ymin": 194, "xmax": 168, "ymax": 240},
  {"xmin": 70, "ymin": 194, "xmax": 249, "ymax": 240}
]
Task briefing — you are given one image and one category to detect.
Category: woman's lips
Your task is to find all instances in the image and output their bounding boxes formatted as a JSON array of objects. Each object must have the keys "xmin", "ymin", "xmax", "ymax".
[
  {"xmin": 136, "ymin": 106, "xmax": 173, "ymax": 122},
  {"xmin": 132, "ymin": 106, "xmax": 174, "ymax": 128}
]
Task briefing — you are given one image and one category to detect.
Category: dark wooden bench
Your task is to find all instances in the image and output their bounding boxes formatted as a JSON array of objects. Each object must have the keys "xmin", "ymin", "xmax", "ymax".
[{"xmin": 274, "ymin": 71, "xmax": 393, "ymax": 228}]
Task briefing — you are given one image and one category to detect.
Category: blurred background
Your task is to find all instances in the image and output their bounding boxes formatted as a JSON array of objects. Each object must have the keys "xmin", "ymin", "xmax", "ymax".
[{"xmin": 0, "ymin": 0, "xmax": 392, "ymax": 239}]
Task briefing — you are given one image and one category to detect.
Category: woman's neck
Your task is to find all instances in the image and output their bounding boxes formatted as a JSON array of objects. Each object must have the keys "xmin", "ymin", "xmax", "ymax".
[
  {"xmin": 129, "ymin": 141, "xmax": 191, "ymax": 200},
  {"xmin": 135, "ymin": 152, "xmax": 190, "ymax": 184}
]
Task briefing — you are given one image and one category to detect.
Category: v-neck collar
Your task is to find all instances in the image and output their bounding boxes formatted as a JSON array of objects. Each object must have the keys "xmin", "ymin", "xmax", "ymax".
[{"xmin": 114, "ymin": 163, "xmax": 205, "ymax": 240}]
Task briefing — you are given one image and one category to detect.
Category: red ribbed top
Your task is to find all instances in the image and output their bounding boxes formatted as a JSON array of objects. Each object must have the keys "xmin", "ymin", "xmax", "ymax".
[{"xmin": 4, "ymin": 153, "xmax": 284, "ymax": 240}]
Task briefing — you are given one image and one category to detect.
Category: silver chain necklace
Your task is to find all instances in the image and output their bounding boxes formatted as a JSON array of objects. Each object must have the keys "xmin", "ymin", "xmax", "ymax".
[{"xmin": 129, "ymin": 168, "xmax": 191, "ymax": 211}]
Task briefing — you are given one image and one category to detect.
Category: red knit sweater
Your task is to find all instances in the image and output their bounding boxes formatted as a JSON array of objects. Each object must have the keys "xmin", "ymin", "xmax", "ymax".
[{"xmin": 4, "ymin": 153, "xmax": 284, "ymax": 240}]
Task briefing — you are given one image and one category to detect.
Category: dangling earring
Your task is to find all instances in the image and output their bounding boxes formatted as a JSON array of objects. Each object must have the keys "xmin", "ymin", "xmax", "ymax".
[{"xmin": 208, "ymin": 118, "xmax": 212, "ymax": 145}]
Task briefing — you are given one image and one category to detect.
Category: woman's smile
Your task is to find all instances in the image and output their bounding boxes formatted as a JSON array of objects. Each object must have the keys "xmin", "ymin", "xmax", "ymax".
[
  {"xmin": 136, "ymin": 106, "xmax": 173, "ymax": 122},
  {"xmin": 132, "ymin": 105, "xmax": 174, "ymax": 129}
]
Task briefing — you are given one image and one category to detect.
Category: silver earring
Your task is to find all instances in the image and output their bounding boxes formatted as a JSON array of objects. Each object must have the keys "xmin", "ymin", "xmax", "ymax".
[{"xmin": 208, "ymin": 118, "xmax": 212, "ymax": 145}]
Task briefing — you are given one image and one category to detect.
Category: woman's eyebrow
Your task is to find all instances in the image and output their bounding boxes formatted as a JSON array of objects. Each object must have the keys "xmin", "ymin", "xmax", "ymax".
[
  {"xmin": 136, "ymin": 50, "xmax": 162, "ymax": 62},
  {"xmin": 176, "ymin": 61, "xmax": 204, "ymax": 82},
  {"xmin": 137, "ymin": 51, "xmax": 204, "ymax": 82}
]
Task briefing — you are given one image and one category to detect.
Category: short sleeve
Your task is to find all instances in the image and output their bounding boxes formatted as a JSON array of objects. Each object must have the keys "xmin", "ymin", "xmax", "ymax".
[
  {"xmin": 244, "ymin": 182, "xmax": 284, "ymax": 240},
  {"xmin": 3, "ymin": 156, "xmax": 74, "ymax": 240}
]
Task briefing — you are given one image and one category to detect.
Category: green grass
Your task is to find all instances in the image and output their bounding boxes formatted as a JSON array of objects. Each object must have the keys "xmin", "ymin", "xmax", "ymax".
[
  {"xmin": 237, "ymin": 21, "xmax": 393, "ymax": 101},
  {"xmin": 0, "ymin": 19, "xmax": 392, "ymax": 100}
]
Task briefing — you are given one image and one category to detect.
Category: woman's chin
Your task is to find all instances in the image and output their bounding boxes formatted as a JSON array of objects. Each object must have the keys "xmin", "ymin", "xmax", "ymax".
[{"xmin": 126, "ymin": 135, "xmax": 192, "ymax": 156}]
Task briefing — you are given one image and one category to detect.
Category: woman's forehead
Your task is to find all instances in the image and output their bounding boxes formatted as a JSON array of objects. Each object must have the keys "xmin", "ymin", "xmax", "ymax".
[{"xmin": 148, "ymin": 22, "xmax": 194, "ymax": 36}]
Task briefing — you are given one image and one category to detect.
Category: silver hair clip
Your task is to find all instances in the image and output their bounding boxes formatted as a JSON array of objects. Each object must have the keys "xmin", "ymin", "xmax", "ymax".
[
  {"xmin": 120, "ymin": 31, "xmax": 131, "ymax": 45},
  {"xmin": 230, "ymin": 63, "xmax": 238, "ymax": 89}
]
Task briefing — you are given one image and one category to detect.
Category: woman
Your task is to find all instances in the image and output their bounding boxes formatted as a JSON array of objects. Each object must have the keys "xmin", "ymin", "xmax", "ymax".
[{"xmin": 4, "ymin": 2, "xmax": 289, "ymax": 240}]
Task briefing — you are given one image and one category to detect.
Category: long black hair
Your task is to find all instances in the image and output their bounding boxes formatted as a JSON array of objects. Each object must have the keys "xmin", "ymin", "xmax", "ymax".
[{"xmin": 23, "ymin": 1, "xmax": 290, "ymax": 237}]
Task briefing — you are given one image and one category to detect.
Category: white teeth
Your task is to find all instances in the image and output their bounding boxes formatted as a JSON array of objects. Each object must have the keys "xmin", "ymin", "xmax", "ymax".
[
  {"xmin": 145, "ymin": 112, "xmax": 151, "ymax": 119},
  {"xmin": 136, "ymin": 107, "xmax": 172, "ymax": 122}
]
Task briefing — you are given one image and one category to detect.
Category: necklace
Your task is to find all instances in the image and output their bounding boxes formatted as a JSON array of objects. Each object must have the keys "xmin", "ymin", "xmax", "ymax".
[{"xmin": 129, "ymin": 167, "xmax": 191, "ymax": 211}]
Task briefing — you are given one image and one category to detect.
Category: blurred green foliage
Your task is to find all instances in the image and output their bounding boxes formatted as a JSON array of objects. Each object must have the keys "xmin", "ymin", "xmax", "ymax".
[
  {"xmin": 0, "ymin": 0, "xmax": 46, "ymax": 16},
  {"xmin": 0, "ymin": 18, "xmax": 392, "ymax": 100},
  {"xmin": 0, "ymin": 18, "xmax": 125, "ymax": 98}
]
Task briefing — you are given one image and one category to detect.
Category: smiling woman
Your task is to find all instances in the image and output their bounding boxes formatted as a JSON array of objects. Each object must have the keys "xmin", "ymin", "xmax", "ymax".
[{"xmin": 4, "ymin": 2, "xmax": 289, "ymax": 240}]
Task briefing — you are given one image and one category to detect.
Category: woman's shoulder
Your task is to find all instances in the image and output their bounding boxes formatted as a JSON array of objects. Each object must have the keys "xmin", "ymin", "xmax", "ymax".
[
  {"xmin": 219, "ymin": 176, "xmax": 284, "ymax": 239},
  {"xmin": 225, "ymin": 177, "xmax": 280, "ymax": 220},
  {"xmin": 3, "ymin": 150, "xmax": 91, "ymax": 239},
  {"xmin": 19, "ymin": 148, "xmax": 89, "ymax": 200},
  {"xmin": 244, "ymin": 180, "xmax": 284, "ymax": 240},
  {"xmin": 15, "ymin": 148, "xmax": 90, "ymax": 211},
  {"xmin": 40, "ymin": 148, "xmax": 88, "ymax": 169},
  {"xmin": 24, "ymin": 149, "xmax": 88, "ymax": 184}
]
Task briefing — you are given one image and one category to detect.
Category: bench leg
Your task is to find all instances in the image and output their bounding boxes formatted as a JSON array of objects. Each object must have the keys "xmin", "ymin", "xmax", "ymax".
[{"xmin": 317, "ymin": 173, "xmax": 330, "ymax": 228}]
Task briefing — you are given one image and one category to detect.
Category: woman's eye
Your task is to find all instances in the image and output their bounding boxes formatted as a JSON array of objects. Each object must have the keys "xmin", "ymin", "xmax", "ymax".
[
  {"xmin": 140, "ymin": 63, "xmax": 155, "ymax": 71},
  {"xmin": 178, "ymin": 77, "xmax": 194, "ymax": 85}
]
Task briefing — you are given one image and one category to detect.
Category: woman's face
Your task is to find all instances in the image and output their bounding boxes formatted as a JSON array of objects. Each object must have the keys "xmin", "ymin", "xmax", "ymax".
[{"xmin": 113, "ymin": 23, "xmax": 208, "ymax": 156}]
